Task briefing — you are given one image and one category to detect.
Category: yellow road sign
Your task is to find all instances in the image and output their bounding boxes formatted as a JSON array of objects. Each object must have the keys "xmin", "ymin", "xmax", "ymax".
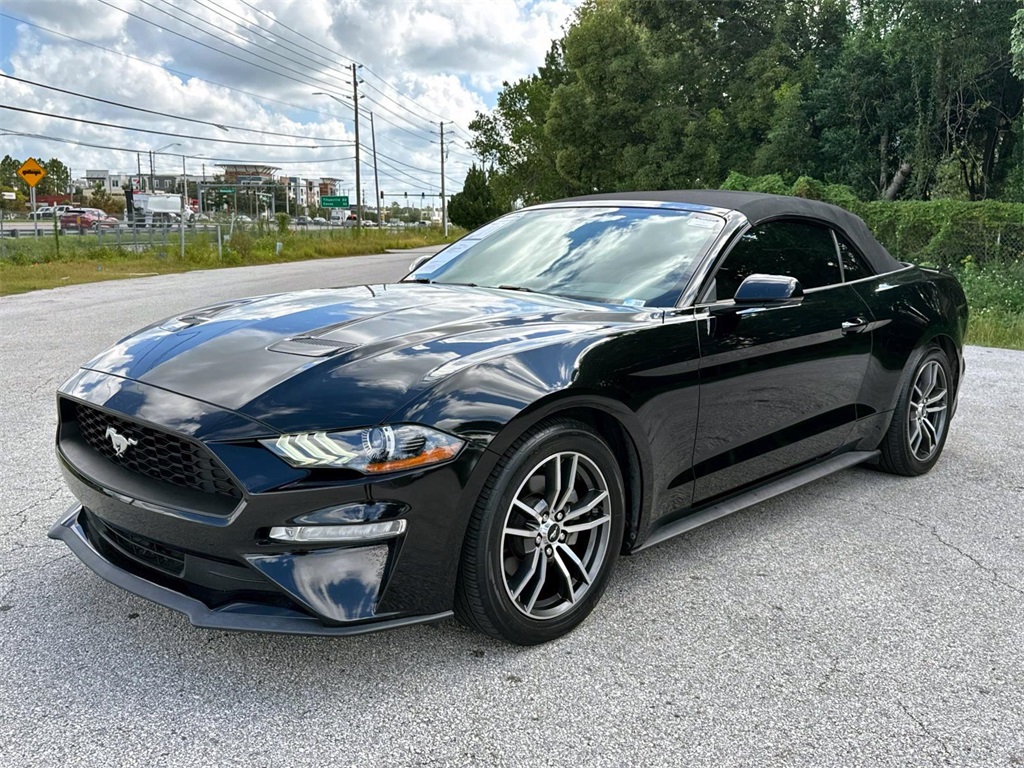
[{"xmin": 17, "ymin": 157, "xmax": 47, "ymax": 188}]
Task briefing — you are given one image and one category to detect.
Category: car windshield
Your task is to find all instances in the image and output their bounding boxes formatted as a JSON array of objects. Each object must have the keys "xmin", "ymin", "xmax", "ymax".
[{"xmin": 408, "ymin": 206, "xmax": 724, "ymax": 306}]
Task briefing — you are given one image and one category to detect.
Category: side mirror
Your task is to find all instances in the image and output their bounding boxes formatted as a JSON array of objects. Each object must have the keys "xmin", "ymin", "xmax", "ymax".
[
  {"xmin": 734, "ymin": 273, "xmax": 803, "ymax": 305},
  {"xmin": 408, "ymin": 253, "xmax": 432, "ymax": 273}
]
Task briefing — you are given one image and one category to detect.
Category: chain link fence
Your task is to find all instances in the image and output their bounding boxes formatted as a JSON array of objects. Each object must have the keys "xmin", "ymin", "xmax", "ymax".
[
  {"xmin": 858, "ymin": 203, "xmax": 1024, "ymax": 268},
  {"xmin": 0, "ymin": 222, "xmax": 224, "ymax": 262},
  {"xmin": 0, "ymin": 217, "xmax": 445, "ymax": 265},
  {"xmin": 872, "ymin": 221, "xmax": 1024, "ymax": 267}
]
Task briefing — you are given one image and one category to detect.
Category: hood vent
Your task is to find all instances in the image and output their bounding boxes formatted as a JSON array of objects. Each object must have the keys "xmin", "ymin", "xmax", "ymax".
[{"xmin": 267, "ymin": 336, "xmax": 358, "ymax": 357}]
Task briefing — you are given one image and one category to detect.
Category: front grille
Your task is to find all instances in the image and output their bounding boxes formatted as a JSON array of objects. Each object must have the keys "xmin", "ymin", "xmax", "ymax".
[
  {"xmin": 89, "ymin": 513, "xmax": 185, "ymax": 576},
  {"xmin": 73, "ymin": 402, "xmax": 242, "ymax": 499}
]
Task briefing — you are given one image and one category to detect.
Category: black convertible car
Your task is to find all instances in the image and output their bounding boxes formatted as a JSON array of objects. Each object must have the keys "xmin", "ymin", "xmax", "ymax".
[{"xmin": 50, "ymin": 191, "xmax": 968, "ymax": 645}]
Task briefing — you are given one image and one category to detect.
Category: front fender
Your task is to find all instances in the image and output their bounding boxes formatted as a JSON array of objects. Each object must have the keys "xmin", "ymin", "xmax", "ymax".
[{"xmin": 387, "ymin": 337, "xmax": 660, "ymax": 555}]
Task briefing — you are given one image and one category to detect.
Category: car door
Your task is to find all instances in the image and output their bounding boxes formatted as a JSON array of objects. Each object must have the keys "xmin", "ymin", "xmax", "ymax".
[{"xmin": 691, "ymin": 218, "xmax": 875, "ymax": 504}]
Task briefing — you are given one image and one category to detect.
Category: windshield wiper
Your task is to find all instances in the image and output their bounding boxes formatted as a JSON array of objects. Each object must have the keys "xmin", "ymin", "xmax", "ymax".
[
  {"xmin": 495, "ymin": 284, "xmax": 539, "ymax": 294},
  {"xmin": 407, "ymin": 277, "xmax": 433, "ymax": 284},
  {"xmin": 436, "ymin": 281, "xmax": 479, "ymax": 288}
]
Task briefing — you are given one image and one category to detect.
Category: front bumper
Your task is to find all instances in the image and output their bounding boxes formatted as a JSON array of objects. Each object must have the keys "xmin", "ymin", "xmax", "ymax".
[
  {"xmin": 51, "ymin": 370, "xmax": 498, "ymax": 636},
  {"xmin": 49, "ymin": 504, "xmax": 452, "ymax": 636}
]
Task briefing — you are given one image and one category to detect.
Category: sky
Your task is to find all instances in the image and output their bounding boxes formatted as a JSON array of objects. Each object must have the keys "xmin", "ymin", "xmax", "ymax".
[{"xmin": 0, "ymin": 0, "xmax": 580, "ymax": 199}]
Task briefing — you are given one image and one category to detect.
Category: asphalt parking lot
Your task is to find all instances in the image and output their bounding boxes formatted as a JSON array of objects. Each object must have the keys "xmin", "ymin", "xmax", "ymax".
[{"xmin": 1, "ymin": 254, "xmax": 1022, "ymax": 767}]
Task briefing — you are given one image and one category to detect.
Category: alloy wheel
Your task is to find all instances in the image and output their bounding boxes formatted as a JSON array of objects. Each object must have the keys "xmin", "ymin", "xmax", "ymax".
[
  {"xmin": 907, "ymin": 359, "xmax": 948, "ymax": 461},
  {"xmin": 500, "ymin": 451, "xmax": 612, "ymax": 620}
]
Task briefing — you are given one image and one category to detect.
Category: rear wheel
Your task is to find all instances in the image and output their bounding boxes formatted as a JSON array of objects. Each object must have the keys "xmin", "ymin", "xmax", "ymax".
[
  {"xmin": 878, "ymin": 345, "xmax": 953, "ymax": 476},
  {"xmin": 455, "ymin": 418, "xmax": 625, "ymax": 644}
]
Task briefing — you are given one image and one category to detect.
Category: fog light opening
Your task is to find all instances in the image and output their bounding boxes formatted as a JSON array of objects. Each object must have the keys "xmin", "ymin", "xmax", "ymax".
[{"xmin": 268, "ymin": 519, "xmax": 407, "ymax": 543}]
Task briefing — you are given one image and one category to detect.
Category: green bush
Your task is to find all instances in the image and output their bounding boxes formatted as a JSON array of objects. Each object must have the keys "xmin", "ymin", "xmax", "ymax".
[
  {"xmin": 276, "ymin": 212, "xmax": 290, "ymax": 236},
  {"xmin": 790, "ymin": 176, "xmax": 825, "ymax": 201},
  {"xmin": 748, "ymin": 174, "xmax": 790, "ymax": 195}
]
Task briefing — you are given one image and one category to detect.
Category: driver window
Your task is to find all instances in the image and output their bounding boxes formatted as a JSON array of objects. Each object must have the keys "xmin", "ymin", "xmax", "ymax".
[{"xmin": 706, "ymin": 220, "xmax": 842, "ymax": 301}]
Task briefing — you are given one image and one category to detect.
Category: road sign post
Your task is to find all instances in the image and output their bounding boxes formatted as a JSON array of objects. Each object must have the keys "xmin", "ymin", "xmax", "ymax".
[{"xmin": 18, "ymin": 158, "xmax": 48, "ymax": 238}]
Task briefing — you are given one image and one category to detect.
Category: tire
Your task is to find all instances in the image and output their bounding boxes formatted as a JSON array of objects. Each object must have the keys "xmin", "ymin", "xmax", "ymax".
[
  {"xmin": 878, "ymin": 345, "xmax": 953, "ymax": 476},
  {"xmin": 454, "ymin": 418, "xmax": 626, "ymax": 645}
]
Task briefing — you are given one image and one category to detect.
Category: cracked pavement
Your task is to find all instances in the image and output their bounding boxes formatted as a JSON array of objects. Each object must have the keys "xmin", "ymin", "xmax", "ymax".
[{"xmin": 1, "ymin": 255, "xmax": 1022, "ymax": 767}]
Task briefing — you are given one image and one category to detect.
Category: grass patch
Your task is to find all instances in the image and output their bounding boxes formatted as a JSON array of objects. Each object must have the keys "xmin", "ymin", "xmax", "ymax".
[
  {"xmin": 966, "ymin": 309, "xmax": 1024, "ymax": 350},
  {"xmin": 952, "ymin": 257, "xmax": 1024, "ymax": 351},
  {"xmin": 0, "ymin": 227, "xmax": 461, "ymax": 296}
]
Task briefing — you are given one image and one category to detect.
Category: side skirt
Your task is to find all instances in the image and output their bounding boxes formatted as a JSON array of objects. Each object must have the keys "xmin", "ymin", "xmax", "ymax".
[{"xmin": 634, "ymin": 450, "xmax": 879, "ymax": 552}]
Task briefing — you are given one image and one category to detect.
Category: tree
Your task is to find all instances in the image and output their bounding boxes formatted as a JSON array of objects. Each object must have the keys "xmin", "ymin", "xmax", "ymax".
[
  {"xmin": 0, "ymin": 186, "xmax": 27, "ymax": 215},
  {"xmin": 40, "ymin": 158, "xmax": 70, "ymax": 196},
  {"xmin": 472, "ymin": 0, "xmax": 1022, "ymax": 202},
  {"xmin": 0, "ymin": 155, "xmax": 21, "ymax": 189},
  {"xmin": 89, "ymin": 181, "xmax": 113, "ymax": 212},
  {"xmin": 1014, "ymin": 7, "xmax": 1024, "ymax": 78},
  {"xmin": 469, "ymin": 41, "xmax": 577, "ymax": 206},
  {"xmin": 447, "ymin": 165, "xmax": 504, "ymax": 230}
]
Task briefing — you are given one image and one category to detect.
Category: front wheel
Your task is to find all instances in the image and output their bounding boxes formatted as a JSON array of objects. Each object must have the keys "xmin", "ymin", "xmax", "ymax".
[
  {"xmin": 878, "ymin": 345, "xmax": 953, "ymax": 476},
  {"xmin": 455, "ymin": 418, "xmax": 625, "ymax": 645}
]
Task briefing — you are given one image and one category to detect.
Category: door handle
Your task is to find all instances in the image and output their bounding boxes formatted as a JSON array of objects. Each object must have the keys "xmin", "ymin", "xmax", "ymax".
[{"xmin": 841, "ymin": 317, "xmax": 869, "ymax": 335}]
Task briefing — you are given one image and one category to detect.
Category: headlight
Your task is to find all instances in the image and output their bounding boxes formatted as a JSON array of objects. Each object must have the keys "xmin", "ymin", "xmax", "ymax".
[{"xmin": 259, "ymin": 424, "xmax": 464, "ymax": 473}]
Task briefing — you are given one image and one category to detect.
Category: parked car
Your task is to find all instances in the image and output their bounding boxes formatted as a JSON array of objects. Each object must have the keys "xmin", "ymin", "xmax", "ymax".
[
  {"xmin": 28, "ymin": 206, "xmax": 55, "ymax": 219},
  {"xmin": 48, "ymin": 190, "xmax": 967, "ymax": 645},
  {"xmin": 59, "ymin": 209, "xmax": 119, "ymax": 231}
]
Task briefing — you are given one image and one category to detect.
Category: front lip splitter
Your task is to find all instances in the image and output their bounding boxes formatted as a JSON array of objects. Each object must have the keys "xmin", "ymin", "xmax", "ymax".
[{"xmin": 49, "ymin": 504, "xmax": 451, "ymax": 636}]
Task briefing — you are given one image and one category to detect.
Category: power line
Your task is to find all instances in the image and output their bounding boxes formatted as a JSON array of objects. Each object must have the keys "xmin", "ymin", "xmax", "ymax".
[
  {"xmin": 235, "ymin": 0, "xmax": 471, "ymax": 135},
  {"xmin": 360, "ymin": 97, "xmax": 441, "ymax": 144},
  {"xmin": 94, "ymin": 0, "xmax": 355, "ymax": 106},
  {"xmin": 0, "ymin": 13, "xmax": 352, "ymax": 124},
  {"xmin": 1, "ymin": 128, "xmax": 357, "ymax": 168},
  {"xmin": 120, "ymin": 0, "xmax": 448, "ymax": 150},
  {"xmin": 0, "ymin": 74, "xmax": 355, "ymax": 145},
  {"xmin": 0, "ymin": 105, "xmax": 339, "ymax": 148},
  {"xmin": 5, "ymin": 7, "xmax": 478, "ymax": 164}
]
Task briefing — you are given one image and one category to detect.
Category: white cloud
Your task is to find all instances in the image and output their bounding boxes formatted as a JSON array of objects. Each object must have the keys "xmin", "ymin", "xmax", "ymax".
[{"xmin": 0, "ymin": 0, "xmax": 579, "ymax": 194}]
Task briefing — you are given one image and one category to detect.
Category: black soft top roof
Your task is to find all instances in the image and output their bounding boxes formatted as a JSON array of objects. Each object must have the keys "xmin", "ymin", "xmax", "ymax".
[{"xmin": 557, "ymin": 189, "xmax": 903, "ymax": 274}]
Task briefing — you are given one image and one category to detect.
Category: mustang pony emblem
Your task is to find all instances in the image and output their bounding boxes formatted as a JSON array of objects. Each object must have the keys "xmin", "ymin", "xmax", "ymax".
[{"xmin": 105, "ymin": 427, "xmax": 138, "ymax": 457}]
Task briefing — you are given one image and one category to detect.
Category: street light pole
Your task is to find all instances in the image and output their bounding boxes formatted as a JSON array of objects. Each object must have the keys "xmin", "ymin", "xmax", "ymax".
[
  {"xmin": 149, "ymin": 143, "xmax": 181, "ymax": 195},
  {"xmin": 440, "ymin": 122, "xmax": 448, "ymax": 237}
]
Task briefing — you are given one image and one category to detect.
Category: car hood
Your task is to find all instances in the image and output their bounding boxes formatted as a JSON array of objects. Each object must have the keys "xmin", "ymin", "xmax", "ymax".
[{"xmin": 81, "ymin": 282, "xmax": 650, "ymax": 433}]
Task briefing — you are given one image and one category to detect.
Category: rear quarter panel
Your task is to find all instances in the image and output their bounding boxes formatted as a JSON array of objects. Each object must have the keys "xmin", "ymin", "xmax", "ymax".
[{"xmin": 851, "ymin": 265, "xmax": 967, "ymax": 427}]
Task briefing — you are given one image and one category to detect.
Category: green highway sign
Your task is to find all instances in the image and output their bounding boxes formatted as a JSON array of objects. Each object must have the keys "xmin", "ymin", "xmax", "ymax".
[
  {"xmin": 321, "ymin": 195, "xmax": 349, "ymax": 208},
  {"xmin": 217, "ymin": 188, "xmax": 235, "ymax": 193}
]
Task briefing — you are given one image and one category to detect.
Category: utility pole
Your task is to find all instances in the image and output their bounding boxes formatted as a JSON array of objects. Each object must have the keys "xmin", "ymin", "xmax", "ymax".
[
  {"xmin": 440, "ymin": 121, "xmax": 448, "ymax": 236},
  {"xmin": 352, "ymin": 62, "xmax": 362, "ymax": 230},
  {"xmin": 136, "ymin": 153, "xmax": 142, "ymax": 192},
  {"xmin": 370, "ymin": 112, "xmax": 381, "ymax": 228},
  {"xmin": 148, "ymin": 151, "xmax": 154, "ymax": 194}
]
